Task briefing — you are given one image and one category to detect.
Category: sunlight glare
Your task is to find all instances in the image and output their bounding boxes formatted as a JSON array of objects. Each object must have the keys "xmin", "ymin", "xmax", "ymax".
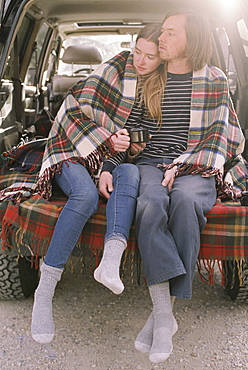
[{"xmin": 218, "ymin": 0, "xmax": 236, "ymax": 10}]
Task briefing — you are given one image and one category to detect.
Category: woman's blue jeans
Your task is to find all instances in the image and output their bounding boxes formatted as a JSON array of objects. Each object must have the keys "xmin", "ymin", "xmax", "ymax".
[
  {"xmin": 135, "ymin": 158, "xmax": 217, "ymax": 300},
  {"xmin": 45, "ymin": 162, "xmax": 139, "ymax": 268},
  {"xmin": 105, "ymin": 163, "xmax": 140, "ymax": 243}
]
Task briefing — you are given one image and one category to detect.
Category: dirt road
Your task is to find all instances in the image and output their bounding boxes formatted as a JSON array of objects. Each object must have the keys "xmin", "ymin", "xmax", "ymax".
[{"xmin": 0, "ymin": 261, "xmax": 247, "ymax": 370}]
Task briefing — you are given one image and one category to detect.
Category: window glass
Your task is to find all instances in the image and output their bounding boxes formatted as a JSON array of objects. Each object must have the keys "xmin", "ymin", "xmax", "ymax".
[
  {"xmin": 25, "ymin": 23, "xmax": 50, "ymax": 86},
  {"xmin": 3, "ymin": 15, "xmax": 34, "ymax": 80},
  {"xmin": 237, "ymin": 18, "xmax": 248, "ymax": 57},
  {"xmin": 215, "ymin": 26, "xmax": 238, "ymax": 102},
  {"xmin": 58, "ymin": 34, "xmax": 135, "ymax": 75}
]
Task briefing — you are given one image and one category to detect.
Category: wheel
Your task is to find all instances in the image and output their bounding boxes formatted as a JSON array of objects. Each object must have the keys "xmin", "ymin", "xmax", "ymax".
[
  {"xmin": 223, "ymin": 260, "xmax": 248, "ymax": 301},
  {"xmin": 0, "ymin": 254, "xmax": 39, "ymax": 299}
]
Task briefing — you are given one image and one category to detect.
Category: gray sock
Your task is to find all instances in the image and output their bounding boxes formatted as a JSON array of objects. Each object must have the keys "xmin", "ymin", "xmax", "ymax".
[
  {"xmin": 148, "ymin": 282, "xmax": 176, "ymax": 363},
  {"xmin": 31, "ymin": 263, "xmax": 63, "ymax": 344},
  {"xmin": 135, "ymin": 296, "xmax": 178, "ymax": 354},
  {"xmin": 135, "ymin": 312, "xmax": 153, "ymax": 353},
  {"xmin": 94, "ymin": 238, "xmax": 126, "ymax": 294}
]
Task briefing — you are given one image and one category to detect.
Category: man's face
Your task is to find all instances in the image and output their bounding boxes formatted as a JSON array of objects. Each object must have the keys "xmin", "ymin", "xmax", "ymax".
[{"xmin": 158, "ymin": 14, "xmax": 187, "ymax": 63}]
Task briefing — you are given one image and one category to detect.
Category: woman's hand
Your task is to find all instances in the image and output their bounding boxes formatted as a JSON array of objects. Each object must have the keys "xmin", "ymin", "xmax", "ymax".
[
  {"xmin": 110, "ymin": 129, "xmax": 130, "ymax": 152},
  {"xmin": 130, "ymin": 142, "xmax": 146, "ymax": 156},
  {"xmin": 161, "ymin": 167, "xmax": 177, "ymax": 191},
  {"xmin": 98, "ymin": 171, "xmax": 113, "ymax": 199}
]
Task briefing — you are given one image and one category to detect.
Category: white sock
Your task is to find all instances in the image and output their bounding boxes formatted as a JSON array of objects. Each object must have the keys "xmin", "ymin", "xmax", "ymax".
[
  {"xmin": 134, "ymin": 296, "xmax": 178, "ymax": 354},
  {"xmin": 94, "ymin": 238, "xmax": 126, "ymax": 294},
  {"xmin": 31, "ymin": 263, "xmax": 63, "ymax": 344},
  {"xmin": 148, "ymin": 282, "xmax": 176, "ymax": 363},
  {"xmin": 135, "ymin": 312, "xmax": 153, "ymax": 353}
]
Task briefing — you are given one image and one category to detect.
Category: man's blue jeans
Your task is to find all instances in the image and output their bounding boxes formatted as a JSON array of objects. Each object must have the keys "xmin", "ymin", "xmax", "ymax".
[{"xmin": 45, "ymin": 161, "xmax": 139, "ymax": 268}]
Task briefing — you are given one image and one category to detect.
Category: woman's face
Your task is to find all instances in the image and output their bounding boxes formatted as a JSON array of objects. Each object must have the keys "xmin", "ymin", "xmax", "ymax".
[{"xmin": 133, "ymin": 37, "xmax": 163, "ymax": 76}]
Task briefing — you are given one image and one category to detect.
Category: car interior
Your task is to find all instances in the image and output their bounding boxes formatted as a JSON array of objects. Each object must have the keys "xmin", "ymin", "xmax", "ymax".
[{"xmin": 47, "ymin": 44, "xmax": 103, "ymax": 117}]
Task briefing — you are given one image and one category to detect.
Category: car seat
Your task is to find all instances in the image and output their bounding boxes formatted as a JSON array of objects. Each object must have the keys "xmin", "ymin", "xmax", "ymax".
[{"xmin": 48, "ymin": 45, "xmax": 102, "ymax": 117}]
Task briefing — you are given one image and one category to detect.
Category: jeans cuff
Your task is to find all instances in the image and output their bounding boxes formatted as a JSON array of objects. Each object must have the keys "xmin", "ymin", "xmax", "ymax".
[{"xmin": 105, "ymin": 233, "xmax": 127, "ymax": 244}]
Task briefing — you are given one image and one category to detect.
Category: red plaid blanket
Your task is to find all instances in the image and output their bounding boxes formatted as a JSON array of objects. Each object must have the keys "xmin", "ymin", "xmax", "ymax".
[
  {"xmin": 200, "ymin": 200, "xmax": 248, "ymax": 260},
  {"xmin": 0, "ymin": 173, "xmax": 247, "ymax": 285}
]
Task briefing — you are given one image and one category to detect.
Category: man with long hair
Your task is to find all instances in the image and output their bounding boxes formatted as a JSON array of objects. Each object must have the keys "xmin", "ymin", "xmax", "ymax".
[{"xmin": 100, "ymin": 10, "xmax": 246, "ymax": 364}]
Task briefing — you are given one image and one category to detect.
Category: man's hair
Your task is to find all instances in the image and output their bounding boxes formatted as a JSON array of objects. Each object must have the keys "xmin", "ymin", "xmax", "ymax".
[
  {"xmin": 163, "ymin": 10, "xmax": 212, "ymax": 71},
  {"xmin": 136, "ymin": 23, "xmax": 161, "ymax": 46}
]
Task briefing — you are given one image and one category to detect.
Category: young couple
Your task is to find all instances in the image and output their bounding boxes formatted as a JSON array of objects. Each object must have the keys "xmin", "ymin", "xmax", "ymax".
[{"xmin": 31, "ymin": 10, "xmax": 246, "ymax": 364}]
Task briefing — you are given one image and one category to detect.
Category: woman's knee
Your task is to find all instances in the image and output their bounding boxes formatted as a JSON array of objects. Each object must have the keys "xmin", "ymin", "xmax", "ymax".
[
  {"xmin": 113, "ymin": 163, "xmax": 140, "ymax": 186},
  {"xmin": 69, "ymin": 182, "xmax": 99, "ymax": 214}
]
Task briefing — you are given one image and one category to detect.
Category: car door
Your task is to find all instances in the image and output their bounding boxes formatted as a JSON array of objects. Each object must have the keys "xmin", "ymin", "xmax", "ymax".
[{"xmin": 0, "ymin": 0, "xmax": 55, "ymax": 153}]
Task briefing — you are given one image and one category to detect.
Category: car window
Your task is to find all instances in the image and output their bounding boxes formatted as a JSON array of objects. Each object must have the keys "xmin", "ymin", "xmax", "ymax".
[
  {"xmin": 237, "ymin": 18, "xmax": 248, "ymax": 57},
  {"xmin": 0, "ymin": 0, "xmax": 11, "ymax": 24},
  {"xmin": 58, "ymin": 34, "xmax": 135, "ymax": 75},
  {"xmin": 216, "ymin": 27, "xmax": 238, "ymax": 95},
  {"xmin": 2, "ymin": 14, "xmax": 34, "ymax": 80},
  {"xmin": 25, "ymin": 22, "xmax": 51, "ymax": 86}
]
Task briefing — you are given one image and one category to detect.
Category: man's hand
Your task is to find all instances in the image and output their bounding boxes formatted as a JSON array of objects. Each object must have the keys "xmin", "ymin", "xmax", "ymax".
[
  {"xmin": 161, "ymin": 168, "xmax": 177, "ymax": 191},
  {"xmin": 99, "ymin": 171, "xmax": 113, "ymax": 199},
  {"xmin": 111, "ymin": 129, "xmax": 130, "ymax": 152}
]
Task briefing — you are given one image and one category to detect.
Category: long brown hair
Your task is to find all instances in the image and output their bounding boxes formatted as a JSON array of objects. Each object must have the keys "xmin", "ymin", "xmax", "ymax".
[
  {"xmin": 135, "ymin": 24, "xmax": 167, "ymax": 126},
  {"xmin": 163, "ymin": 10, "xmax": 212, "ymax": 71}
]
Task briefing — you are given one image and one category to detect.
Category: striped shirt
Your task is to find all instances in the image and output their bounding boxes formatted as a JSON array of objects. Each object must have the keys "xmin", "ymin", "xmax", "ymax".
[{"xmin": 102, "ymin": 71, "xmax": 192, "ymax": 172}]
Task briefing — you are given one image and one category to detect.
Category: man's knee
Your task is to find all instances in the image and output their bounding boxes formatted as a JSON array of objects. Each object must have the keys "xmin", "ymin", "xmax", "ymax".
[{"xmin": 137, "ymin": 187, "xmax": 169, "ymax": 215}]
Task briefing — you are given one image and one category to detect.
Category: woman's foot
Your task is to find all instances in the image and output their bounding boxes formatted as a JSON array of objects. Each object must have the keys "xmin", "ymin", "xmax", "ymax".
[
  {"xmin": 31, "ymin": 263, "xmax": 63, "ymax": 343},
  {"xmin": 94, "ymin": 263, "xmax": 124, "ymax": 294},
  {"xmin": 94, "ymin": 238, "xmax": 126, "ymax": 294}
]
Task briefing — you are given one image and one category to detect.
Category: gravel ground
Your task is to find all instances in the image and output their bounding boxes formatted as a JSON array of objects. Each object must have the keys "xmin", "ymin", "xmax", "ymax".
[{"xmin": 0, "ymin": 260, "xmax": 247, "ymax": 370}]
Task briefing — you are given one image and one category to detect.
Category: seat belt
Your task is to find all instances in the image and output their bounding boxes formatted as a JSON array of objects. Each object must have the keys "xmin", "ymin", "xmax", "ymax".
[{"xmin": 11, "ymin": 36, "xmax": 24, "ymax": 136}]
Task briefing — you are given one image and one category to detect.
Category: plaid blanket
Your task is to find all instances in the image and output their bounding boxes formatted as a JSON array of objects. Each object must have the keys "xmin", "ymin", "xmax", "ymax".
[
  {"xmin": 170, "ymin": 64, "xmax": 247, "ymax": 198},
  {"xmin": 198, "ymin": 199, "xmax": 248, "ymax": 284},
  {"xmin": 0, "ymin": 60, "xmax": 246, "ymax": 201},
  {"xmin": 1, "ymin": 138, "xmax": 47, "ymax": 175},
  {"xmin": 200, "ymin": 200, "xmax": 248, "ymax": 260},
  {"xmin": 38, "ymin": 51, "xmax": 137, "ymax": 198}
]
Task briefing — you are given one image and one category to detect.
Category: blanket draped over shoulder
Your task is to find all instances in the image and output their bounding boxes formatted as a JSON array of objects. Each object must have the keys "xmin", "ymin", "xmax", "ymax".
[
  {"xmin": 159, "ymin": 64, "xmax": 247, "ymax": 199},
  {"xmin": 38, "ymin": 50, "xmax": 137, "ymax": 198},
  {"xmin": 0, "ymin": 59, "xmax": 246, "ymax": 202}
]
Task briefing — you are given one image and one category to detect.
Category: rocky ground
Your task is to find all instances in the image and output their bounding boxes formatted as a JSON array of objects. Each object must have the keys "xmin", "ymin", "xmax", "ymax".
[{"xmin": 0, "ymin": 259, "xmax": 247, "ymax": 370}]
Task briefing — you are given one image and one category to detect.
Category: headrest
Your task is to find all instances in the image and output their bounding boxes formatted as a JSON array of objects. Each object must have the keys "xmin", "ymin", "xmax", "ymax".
[{"xmin": 62, "ymin": 45, "xmax": 102, "ymax": 64}]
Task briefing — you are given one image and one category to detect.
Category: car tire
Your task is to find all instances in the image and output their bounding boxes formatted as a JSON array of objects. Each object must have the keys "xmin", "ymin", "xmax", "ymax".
[
  {"xmin": 223, "ymin": 260, "xmax": 248, "ymax": 301},
  {"xmin": 0, "ymin": 254, "xmax": 39, "ymax": 299}
]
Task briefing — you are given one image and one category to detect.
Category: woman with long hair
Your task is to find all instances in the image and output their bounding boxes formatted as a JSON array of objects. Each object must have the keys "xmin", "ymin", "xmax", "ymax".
[{"xmin": 31, "ymin": 23, "xmax": 165, "ymax": 345}]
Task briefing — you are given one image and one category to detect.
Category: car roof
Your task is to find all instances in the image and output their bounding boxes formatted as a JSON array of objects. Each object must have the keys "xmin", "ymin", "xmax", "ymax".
[
  {"xmin": 2, "ymin": 0, "xmax": 247, "ymax": 36},
  {"xmin": 31, "ymin": 0, "xmax": 247, "ymax": 22}
]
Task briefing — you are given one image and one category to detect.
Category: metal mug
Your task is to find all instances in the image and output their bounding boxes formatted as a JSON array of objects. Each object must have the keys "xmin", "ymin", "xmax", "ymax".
[
  {"xmin": 128, "ymin": 127, "xmax": 149, "ymax": 143},
  {"xmin": 240, "ymin": 191, "xmax": 248, "ymax": 206}
]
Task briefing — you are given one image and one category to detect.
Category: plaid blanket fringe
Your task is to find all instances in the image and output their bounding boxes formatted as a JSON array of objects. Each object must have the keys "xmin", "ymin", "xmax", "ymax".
[{"xmin": 197, "ymin": 259, "xmax": 245, "ymax": 289}]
